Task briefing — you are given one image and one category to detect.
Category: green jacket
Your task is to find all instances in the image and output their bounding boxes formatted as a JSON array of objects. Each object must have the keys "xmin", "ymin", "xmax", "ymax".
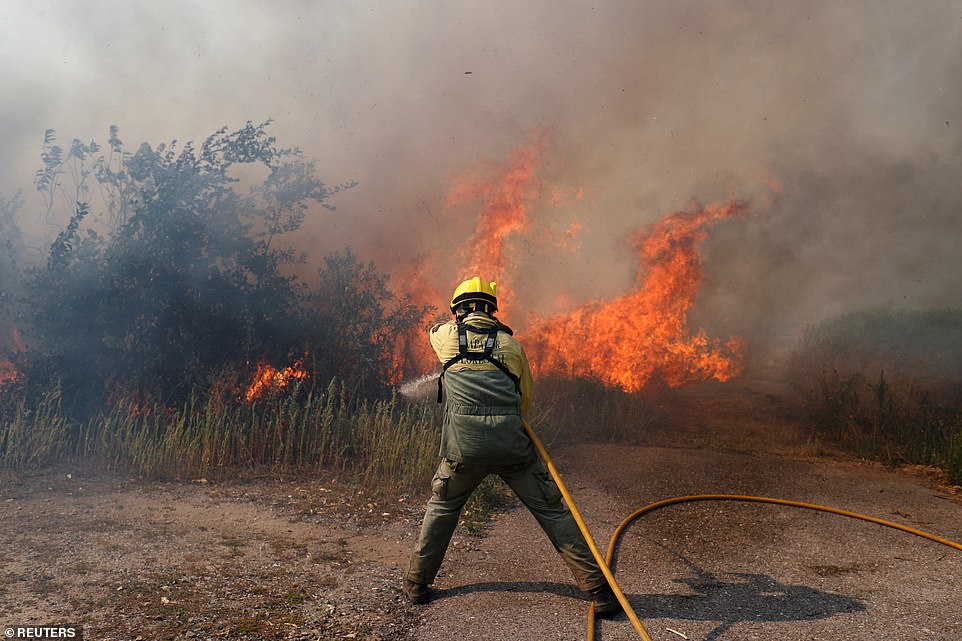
[{"xmin": 431, "ymin": 313, "xmax": 535, "ymax": 465}]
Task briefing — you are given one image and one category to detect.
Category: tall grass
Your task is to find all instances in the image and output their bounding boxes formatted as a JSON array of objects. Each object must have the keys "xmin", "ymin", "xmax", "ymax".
[
  {"xmin": 788, "ymin": 309, "xmax": 962, "ymax": 485},
  {"xmin": 7, "ymin": 370, "xmax": 663, "ymax": 491},
  {"xmin": 0, "ymin": 384, "xmax": 72, "ymax": 467},
  {"xmin": 1, "ymin": 378, "xmax": 441, "ymax": 494}
]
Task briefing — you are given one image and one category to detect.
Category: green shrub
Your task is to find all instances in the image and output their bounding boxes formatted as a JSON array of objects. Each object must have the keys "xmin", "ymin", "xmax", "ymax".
[{"xmin": 8, "ymin": 123, "xmax": 429, "ymax": 420}]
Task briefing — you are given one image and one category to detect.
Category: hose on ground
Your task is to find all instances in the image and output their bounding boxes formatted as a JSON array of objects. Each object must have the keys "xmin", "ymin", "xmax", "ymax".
[{"xmin": 520, "ymin": 420, "xmax": 962, "ymax": 641}]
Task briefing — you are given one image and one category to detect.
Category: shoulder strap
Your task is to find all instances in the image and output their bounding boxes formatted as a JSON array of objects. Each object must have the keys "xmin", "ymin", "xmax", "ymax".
[{"xmin": 437, "ymin": 323, "xmax": 521, "ymax": 403}]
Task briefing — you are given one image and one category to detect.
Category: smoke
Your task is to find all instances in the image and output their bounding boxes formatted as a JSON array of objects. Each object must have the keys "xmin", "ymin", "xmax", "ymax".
[
  {"xmin": 695, "ymin": 141, "xmax": 962, "ymax": 359},
  {"xmin": 2, "ymin": 0, "xmax": 961, "ymax": 368}
]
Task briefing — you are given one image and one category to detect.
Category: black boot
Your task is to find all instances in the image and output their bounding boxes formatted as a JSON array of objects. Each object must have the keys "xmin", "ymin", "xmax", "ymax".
[
  {"xmin": 402, "ymin": 579, "xmax": 431, "ymax": 605},
  {"xmin": 589, "ymin": 584, "xmax": 622, "ymax": 618}
]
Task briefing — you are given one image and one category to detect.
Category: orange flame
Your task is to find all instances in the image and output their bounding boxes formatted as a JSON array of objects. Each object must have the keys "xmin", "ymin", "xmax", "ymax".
[
  {"xmin": 526, "ymin": 201, "xmax": 750, "ymax": 391},
  {"xmin": 444, "ymin": 131, "xmax": 551, "ymax": 317},
  {"xmin": 0, "ymin": 360, "xmax": 15, "ymax": 387},
  {"xmin": 0, "ymin": 327, "xmax": 25, "ymax": 388},
  {"xmin": 391, "ymin": 254, "xmax": 444, "ymax": 380},
  {"xmin": 245, "ymin": 358, "xmax": 310, "ymax": 403},
  {"xmin": 394, "ymin": 135, "xmax": 762, "ymax": 393},
  {"xmin": 393, "ymin": 132, "xmax": 556, "ymax": 376}
]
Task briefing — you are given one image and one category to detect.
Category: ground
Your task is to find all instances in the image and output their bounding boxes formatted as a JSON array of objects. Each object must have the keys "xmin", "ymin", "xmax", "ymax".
[
  {"xmin": 0, "ymin": 471, "xmax": 421, "ymax": 641},
  {"xmin": 2, "ymin": 378, "xmax": 961, "ymax": 641}
]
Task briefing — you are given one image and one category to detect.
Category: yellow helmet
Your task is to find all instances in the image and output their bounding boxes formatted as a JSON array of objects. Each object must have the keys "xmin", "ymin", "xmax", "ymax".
[{"xmin": 450, "ymin": 277, "xmax": 498, "ymax": 313}]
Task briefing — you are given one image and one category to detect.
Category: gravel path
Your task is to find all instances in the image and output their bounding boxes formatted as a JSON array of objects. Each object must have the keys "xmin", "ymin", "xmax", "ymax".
[
  {"xmin": 3, "ymin": 378, "xmax": 960, "ymax": 641},
  {"xmin": 413, "ymin": 443, "xmax": 962, "ymax": 641}
]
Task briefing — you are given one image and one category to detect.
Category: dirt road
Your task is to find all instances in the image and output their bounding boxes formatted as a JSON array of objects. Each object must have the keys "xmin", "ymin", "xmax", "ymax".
[
  {"xmin": 415, "ymin": 443, "xmax": 962, "ymax": 641},
  {"xmin": 2, "ymin": 381, "xmax": 961, "ymax": 640}
]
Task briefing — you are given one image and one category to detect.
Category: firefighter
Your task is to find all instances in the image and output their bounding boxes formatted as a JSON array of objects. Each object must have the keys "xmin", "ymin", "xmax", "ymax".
[{"xmin": 402, "ymin": 277, "xmax": 621, "ymax": 617}]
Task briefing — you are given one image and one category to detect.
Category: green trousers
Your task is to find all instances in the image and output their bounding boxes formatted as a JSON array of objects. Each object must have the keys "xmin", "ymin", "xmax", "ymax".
[{"xmin": 405, "ymin": 457, "xmax": 606, "ymax": 593}]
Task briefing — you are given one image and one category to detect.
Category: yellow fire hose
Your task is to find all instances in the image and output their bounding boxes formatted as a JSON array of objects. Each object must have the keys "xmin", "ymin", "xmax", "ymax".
[{"xmin": 520, "ymin": 420, "xmax": 962, "ymax": 641}]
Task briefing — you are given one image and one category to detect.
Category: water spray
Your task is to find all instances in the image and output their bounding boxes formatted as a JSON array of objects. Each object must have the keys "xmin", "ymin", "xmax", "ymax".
[{"xmin": 398, "ymin": 371, "xmax": 441, "ymax": 401}]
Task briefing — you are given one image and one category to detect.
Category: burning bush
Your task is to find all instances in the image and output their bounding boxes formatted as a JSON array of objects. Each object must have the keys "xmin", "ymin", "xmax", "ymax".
[{"xmin": 1, "ymin": 122, "xmax": 426, "ymax": 423}]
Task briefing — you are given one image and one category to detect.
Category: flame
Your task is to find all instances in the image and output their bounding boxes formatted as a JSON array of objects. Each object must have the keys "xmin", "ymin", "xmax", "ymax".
[
  {"xmin": 443, "ymin": 131, "xmax": 551, "ymax": 317},
  {"xmin": 0, "ymin": 327, "xmax": 25, "ymax": 388},
  {"xmin": 0, "ymin": 360, "xmax": 15, "ymax": 387},
  {"xmin": 245, "ymin": 357, "xmax": 310, "ymax": 403},
  {"xmin": 393, "ymin": 132, "xmax": 556, "ymax": 377},
  {"xmin": 391, "ymin": 254, "xmax": 444, "ymax": 381},
  {"xmin": 526, "ymin": 201, "xmax": 750, "ymax": 391},
  {"xmin": 394, "ymin": 134, "xmax": 758, "ymax": 393}
]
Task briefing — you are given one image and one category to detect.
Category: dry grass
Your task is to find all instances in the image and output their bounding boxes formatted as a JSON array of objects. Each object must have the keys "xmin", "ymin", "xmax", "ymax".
[{"xmin": 1, "ymin": 378, "xmax": 441, "ymax": 495}]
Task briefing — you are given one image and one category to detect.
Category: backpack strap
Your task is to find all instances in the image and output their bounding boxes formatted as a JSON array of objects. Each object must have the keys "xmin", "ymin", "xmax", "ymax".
[{"xmin": 437, "ymin": 322, "xmax": 521, "ymax": 403}]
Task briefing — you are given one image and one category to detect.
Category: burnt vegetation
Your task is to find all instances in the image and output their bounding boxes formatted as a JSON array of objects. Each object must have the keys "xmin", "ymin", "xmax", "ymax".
[
  {"xmin": 25, "ymin": 121, "xmax": 396, "ymax": 407},
  {"xmin": 1, "ymin": 123, "xmax": 961, "ymax": 488},
  {"xmin": 0, "ymin": 122, "xmax": 433, "ymax": 483}
]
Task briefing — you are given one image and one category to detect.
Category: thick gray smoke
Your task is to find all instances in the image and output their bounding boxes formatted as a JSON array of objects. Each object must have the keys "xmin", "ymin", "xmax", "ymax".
[{"xmin": 2, "ymin": 1, "xmax": 960, "ymax": 366}]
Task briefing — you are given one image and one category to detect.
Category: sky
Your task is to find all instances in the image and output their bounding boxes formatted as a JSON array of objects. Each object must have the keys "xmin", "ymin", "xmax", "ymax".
[{"xmin": 1, "ymin": 0, "xmax": 960, "ymax": 361}]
